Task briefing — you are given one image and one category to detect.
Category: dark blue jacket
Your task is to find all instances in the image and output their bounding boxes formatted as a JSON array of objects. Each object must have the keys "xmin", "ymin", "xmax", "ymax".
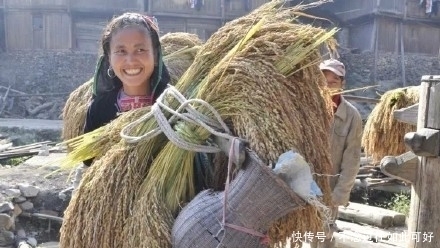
[{"xmin": 83, "ymin": 64, "xmax": 212, "ymax": 193}]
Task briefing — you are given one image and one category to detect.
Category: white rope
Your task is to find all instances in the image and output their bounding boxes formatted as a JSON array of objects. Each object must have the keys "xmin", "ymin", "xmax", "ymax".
[{"xmin": 120, "ymin": 86, "xmax": 236, "ymax": 153}]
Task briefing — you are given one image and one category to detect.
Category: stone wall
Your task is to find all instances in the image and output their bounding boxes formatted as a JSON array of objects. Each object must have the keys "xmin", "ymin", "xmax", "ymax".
[
  {"xmin": 341, "ymin": 51, "xmax": 440, "ymax": 90},
  {"xmin": 0, "ymin": 50, "xmax": 439, "ymax": 120},
  {"xmin": 339, "ymin": 51, "xmax": 440, "ymax": 118},
  {"xmin": 0, "ymin": 51, "xmax": 97, "ymax": 94},
  {"xmin": 0, "ymin": 51, "xmax": 97, "ymax": 120},
  {"xmin": 0, "ymin": 153, "xmax": 72, "ymax": 247}
]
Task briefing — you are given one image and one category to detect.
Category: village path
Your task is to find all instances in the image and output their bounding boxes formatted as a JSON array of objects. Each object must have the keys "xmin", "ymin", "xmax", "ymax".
[{"xmin": 0, "ymin": 118, "xmax": 62, "ymax": 130}]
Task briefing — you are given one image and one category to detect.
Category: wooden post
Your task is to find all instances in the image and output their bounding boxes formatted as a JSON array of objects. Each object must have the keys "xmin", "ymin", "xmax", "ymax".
[
  {"xmin": 136, "ymin": 0, "xmax": 145, "ymax": 12},
  {"xmin": 221, "ymin": 0, "xmax": 226, "ymax": 25},
  {"xmin": 400, "ymin": 21, "xmax": 406, "ymax": 87},
  {"xmin": 406, "ymin": 75, "xmax": 440, "ymax": 247},
  {"xmin": 147, "ymin": 0, "xmax": 152, "ymax": 14},
  {"xmin": 373, "ymin": 18, "xmax": 379, "ymax": 83}
]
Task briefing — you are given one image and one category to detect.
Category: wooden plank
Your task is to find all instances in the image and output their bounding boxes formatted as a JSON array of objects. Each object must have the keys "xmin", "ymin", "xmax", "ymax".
[
  {"xmin": 33, "ymin": 13, "xmax": 44, "ymax": 49},
  {"xmin": 70, "ymin": 0, "xmax": 139, "ymax": 12},
  {"xmin": 5, "ymin": 11, "xmax": 32, "ymax": 50},
  {"xmin": 404, "ymin": 128, "xmax": 440, "ymax": 157},
  {"xmin": 151, "ymin": 0, "xmax": 221, "ymax": 16},
  {"xmin": 380, "ymin": 151, "xmax": 419, "ymax": 184},
  {"xmin": 153, "ymin": 11, "xmax": 225, "ymax": 20},
  {"xmin": 330, "ymin": 0, "xmax": 375, "ymax": 22},
  {"xmin": 368, "ymin": 184, "xmax": 411, "ymax": 194},
  {"xmin": 344, "ymin": 95, "xmax": 379, "ymax": 104},
  {"xmin": 403, "ymin": 0, "xmax": 407, "ymax": 19},
  {"xmin": 338, "ymin": 206, "xmax": 394, "ymax": 228},
  {"xmin": 5, "ymin": 141, "xmax": 52, "ymax": 150},
  {"xmin": 45, "ymin": 13, "xmax": 71, "ymax": 49},
  {"xmin": 377, "ymin": 0, "xmax": 404, "ymax": 15},
  {"xmin": 7, "ymin": 0, "xmax": 68, "ymax": 8},
  {"xmin": 0, "ymin": 151, "xmax": 39, "ymax": 160},
  {"xmin": 354, "ymin": 179, "xmax": 410, "ymax": 194},
  {"xmin": 376, "ymin": 18, "xmax": 398, "ymax": 53},
  {"xmin": 6, "ymin": 0, "xmax": 31, "ymax": 8},
  {"xmin": 20, "ymin": 212, "xmax": 63, "ymax": 223},
  {"xmin": 408, "ymin": 76, "xmax": 440, "ymax": 248},
  {"xmin": 343, "ymin": 202, "xmax": 407, "ymax": 227},
  {"xmin": 403, "ymin": 23, "xmax": 440, "ymax": 55},
  {"xmin": 393, "ymin": 103, "xmax": 419, "ymax": 125},
  {"xmin": 333, "ymin": 232, "xmax": 396, "ymax": 248},
  {"xmin": 336, "ymin": 220, "xmax": 392, "ymax": 241}
]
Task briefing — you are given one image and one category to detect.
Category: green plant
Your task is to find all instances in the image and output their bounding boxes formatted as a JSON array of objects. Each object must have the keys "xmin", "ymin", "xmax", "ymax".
[
  {"xmin": 385, "ymin": 192, "xmax": 411, "ymax": 216},
  {"xmin": 2, "ymin": 156, "xmax": 31, "ymax": 166}
]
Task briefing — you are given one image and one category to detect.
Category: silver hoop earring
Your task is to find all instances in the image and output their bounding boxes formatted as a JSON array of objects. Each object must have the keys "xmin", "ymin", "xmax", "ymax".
[{"xmin": 107, "ymin": 68, "xmax": 116, "ymax": 78}]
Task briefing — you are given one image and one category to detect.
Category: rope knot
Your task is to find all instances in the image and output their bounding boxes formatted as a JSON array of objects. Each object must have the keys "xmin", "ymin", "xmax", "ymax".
[{"xmin": 120, "ymin": 85, "xmax": 236, "ymax": 153}]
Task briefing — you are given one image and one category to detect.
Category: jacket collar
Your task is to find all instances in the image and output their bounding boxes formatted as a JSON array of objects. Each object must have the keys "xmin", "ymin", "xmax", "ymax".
[{"xmin": 334, "ymin": 96, "xmax": 348, "ymax": 121}]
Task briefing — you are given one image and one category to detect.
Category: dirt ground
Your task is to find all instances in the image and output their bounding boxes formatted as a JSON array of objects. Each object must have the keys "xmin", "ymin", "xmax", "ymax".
[
  {"xmin": 0, "ymin": 153, "xmax": 76, "ymax": 247},
  {"xmin": 0, "ymin": 152, "xmax": 73, "ymax": 191},
  {"xmin": 0, "ymin": 153, "xmax": 409, "ymax": 248}
]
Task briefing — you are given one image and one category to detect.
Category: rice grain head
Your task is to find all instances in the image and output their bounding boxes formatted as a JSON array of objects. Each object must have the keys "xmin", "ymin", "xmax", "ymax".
[
  {"xmin": 61, "ymin": 79, "xmax": 93, "ymax": 141},
  {"xmin": 129, "ymin": 19, "xmax": 335, "ymax": 248},
  {"xmin": 362, "ymin": 86, "xmax": 420, "ymax": 164},
  {"xmin": 161, "ymin": 32, "xmax": 203, "ymax": 85},
  {"xmin": 60, "ymin": 133, "xmax": 169, "ymax": 247}
]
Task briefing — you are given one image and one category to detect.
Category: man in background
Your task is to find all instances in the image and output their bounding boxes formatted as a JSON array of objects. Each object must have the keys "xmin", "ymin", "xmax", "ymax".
[{"xmin": 310, "ymin": 59, "xmax": 363, "ymax": 248}]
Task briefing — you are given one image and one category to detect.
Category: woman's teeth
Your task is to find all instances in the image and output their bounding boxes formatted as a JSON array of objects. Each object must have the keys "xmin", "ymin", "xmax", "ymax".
[{"xmin": 124, "ymin": 69, "xmax": 142, "ymax": 75}]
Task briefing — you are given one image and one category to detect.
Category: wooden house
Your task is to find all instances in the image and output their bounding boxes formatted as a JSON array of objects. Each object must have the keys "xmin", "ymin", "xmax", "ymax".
[
  {"xmin": 2, "ymin": 0, "xmax": 440, "ymax": 56},
  {"xmin": 147, "ymin": 0, "xmax": 267, "ymax": 40},
  {"xmin": 325, "ymin": 0, "xmax": 440, "ymax": 55},
  {"xmin": 3, "ymin": 0, "xmax": 71, "ymax": 50},
  {"xmin": 0, "ymin": 0, "xmax": 268, "ymax": 53},
  {"xmin": 70, "ymin": 0, "xmax": 143, "ymax": 52},
  {"xmin": 316, "ymin": 0, "xmax": 440, "ymax": 84}
]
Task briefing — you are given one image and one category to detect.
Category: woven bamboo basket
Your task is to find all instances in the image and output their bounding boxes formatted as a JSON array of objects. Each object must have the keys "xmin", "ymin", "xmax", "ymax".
[{"xmin": 172, "ymin": 149, "xmax": 306, "ymax": 248}]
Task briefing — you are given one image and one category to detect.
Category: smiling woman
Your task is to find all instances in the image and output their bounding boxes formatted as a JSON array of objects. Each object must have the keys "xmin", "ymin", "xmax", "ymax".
[
  {"xmin": 83, "ymin": 12, "xmax": 170, "ymax": 145},
  {"xmin": 74, "ymin": 12, "xmax": 171, "ymax": 169},
  {"xmin": 109, "ymin": 26, "xmax": 156, "ymax": 96}
]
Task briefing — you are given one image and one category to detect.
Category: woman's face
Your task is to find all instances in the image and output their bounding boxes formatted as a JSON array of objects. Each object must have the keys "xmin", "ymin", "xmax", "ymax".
[
  {"xmin": 323, "ymin": 70, "xmax": 343, "ymax": 90},
  {"xmin": 109, "ymin": 26, "xmax": 155, "ymax": 95}
]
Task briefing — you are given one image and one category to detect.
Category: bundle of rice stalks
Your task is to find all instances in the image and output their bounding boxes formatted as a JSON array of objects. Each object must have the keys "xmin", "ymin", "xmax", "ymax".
[
  {"xmin": 124, "ymin": 20, "xmax": 336, "ymax": 248},
  {"xmin": 362, "ymin": 86, "xmax": 420, "ymax": 164},
  {"xmin": 60, "ymin": 79, "xmax": 93, "ymax": 141},
  {"xmin": 60, "ymin": 35, "xmax": 202, "ymax": 142},
  {"xmin": 64, "ymin": 107, "xmax": 151, "ymax": 163},
  {"xmin": 60, "ymin": 105, "xmax": 177, "ymax": 248},
  {"xmin": 60, "ymin": 1, "xmax": 337, "ymax": 248},
  {"xmin": 160, "ymin": 32, "xmax": 203, "ymax": 56},
  {"xmin": 60, "ymin": 139, "xmax": 170, "ymax": 247},
  {"xmin": 160, "ymin": 32, "xmax": 203, "ymax": 85}
]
